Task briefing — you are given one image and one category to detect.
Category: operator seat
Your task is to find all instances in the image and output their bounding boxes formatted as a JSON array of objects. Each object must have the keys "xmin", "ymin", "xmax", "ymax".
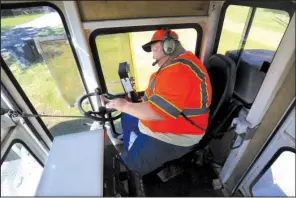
[
  {"xmin": 208, "ymin": 54, "xmax": 237, "ymax": 122},
  {"xmin": 193, "ymin": 54, "xmax": 239, "ymax": 149}
]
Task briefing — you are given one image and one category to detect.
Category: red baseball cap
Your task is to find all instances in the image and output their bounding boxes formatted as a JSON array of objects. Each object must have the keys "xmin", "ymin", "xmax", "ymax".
[{"xmin": 142, "ymin": 29, "xmax": 179, "ymax": 52}]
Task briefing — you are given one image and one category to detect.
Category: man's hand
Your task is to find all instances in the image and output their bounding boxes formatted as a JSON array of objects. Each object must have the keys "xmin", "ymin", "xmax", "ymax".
[
  {"xmin": 101, "ymin": 95, "xmax": 110, "ymax": 104},
  {"xmin": 106, "ymin": 99, "xmax": 164, "ymax": 121},
  {"xmin": 107, "ymin": 98, "xmax": 130, "ymax": 112}
]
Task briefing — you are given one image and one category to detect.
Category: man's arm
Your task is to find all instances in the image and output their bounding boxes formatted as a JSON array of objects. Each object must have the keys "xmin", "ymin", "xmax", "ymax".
[
  {"xmin": 124, "ymin": 101, "xmax": 164, "ymax": 121},
  {"xmin": 106, "ymin": 98, "xmax": 164, "ymax": 121}
]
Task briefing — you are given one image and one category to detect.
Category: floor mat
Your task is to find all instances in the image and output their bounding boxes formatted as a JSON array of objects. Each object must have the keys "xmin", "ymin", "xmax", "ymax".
[
  {"xmin": 143, "ymin": 163, "xmax": 224, "ymax": 197},
  {"xmin": 103, "ymin": 137, "xmax": 223, "ymax": 197}
]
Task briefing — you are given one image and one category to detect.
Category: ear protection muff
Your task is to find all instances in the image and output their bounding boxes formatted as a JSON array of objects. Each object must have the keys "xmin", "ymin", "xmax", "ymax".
[{"xmin": 162, "ymin": 29, "xmax": 177, "ymax": 56}]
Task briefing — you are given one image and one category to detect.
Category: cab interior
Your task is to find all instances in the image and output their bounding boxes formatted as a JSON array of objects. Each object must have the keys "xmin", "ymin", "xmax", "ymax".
[{"xmin": 1, "ymin": 0, "xmax": 295, "ymax": 197}]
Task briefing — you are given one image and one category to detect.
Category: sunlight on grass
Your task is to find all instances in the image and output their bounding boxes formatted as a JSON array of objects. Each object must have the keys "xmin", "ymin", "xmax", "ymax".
[
  {"xmin": 217, "ymin": 5, "xmax": 287, "ymax": 55},
  {"xmin": 226, "ymin": 6, "xmax": 289, "ymax": 33},
  {"xmin": 10, "ymin": 61, "xmax": 91, "ymax": 129},
  {"xmin": 1, "ymin": 13, "xmax": 44, "ymax": 32},
  {"xmin": 6, "ymin": 35, "xmax": 90, "ymax": 130},
  {"xmin": 217, "ymin": 29, "xmax": 276, "ymax": 55}
]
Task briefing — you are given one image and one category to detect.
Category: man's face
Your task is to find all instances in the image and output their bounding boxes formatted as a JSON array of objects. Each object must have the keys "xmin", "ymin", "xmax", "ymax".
[{"xmin": 151, "ymin": 41, "xmax": 165, "ymax": 60}]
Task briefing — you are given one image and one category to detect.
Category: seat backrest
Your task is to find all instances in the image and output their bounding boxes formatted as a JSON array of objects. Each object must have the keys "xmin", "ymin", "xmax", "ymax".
[
  {"xmin": 206, "ymin": 54, "xmax": 237, "ymax": 126},
  {"xmin": 233, "ymin": 60, "xmax": 266, "ymax": 109}
]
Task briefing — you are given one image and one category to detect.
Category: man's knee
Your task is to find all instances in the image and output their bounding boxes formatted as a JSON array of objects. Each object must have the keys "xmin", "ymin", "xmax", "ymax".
[
  {"xmin": 123, "ymin": 134, "xmax": 195, "ymax": 175},
  {"xmin": 123, "ymin": 154, "xmax": 155, "ymax": 176}
]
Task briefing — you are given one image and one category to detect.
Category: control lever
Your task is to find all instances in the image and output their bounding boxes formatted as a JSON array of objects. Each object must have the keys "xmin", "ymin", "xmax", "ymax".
[{"xmin": 118, "ymin": 62, "xmax": 139, "ymax": 102}]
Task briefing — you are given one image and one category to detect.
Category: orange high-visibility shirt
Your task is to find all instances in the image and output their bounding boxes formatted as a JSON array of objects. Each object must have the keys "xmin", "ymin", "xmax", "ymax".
[{"xmin": 141, "ymin": 51, "xmax": 212, "ymax": 135}]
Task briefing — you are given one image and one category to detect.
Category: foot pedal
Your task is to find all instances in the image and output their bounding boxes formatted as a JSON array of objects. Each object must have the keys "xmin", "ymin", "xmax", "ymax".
[
  {"xmin": 116, "ymin": 134, "xmax": 123, "ymax": 140},
  {"xmin": 195, "ymin": 151, "xmax": 203, "ymax": 166},
  {"xmin": 118, "ymin": 171, "xmax": 129, "ymax": 181},
  {"xmin": 157, "ymin": 165, "xmax": 184, "ymax": 182},
  {"xmin": 212, "ymin": 178, "xmax": 223, "ymax": 190}
]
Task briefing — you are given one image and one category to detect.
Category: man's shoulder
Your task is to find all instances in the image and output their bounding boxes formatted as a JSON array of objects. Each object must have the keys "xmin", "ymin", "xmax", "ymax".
[
  {"xmin": 161, "ymin": 60, "xmax": 192, "ymax": 74},
  {"xmin": 178, "ymin": 51, "xmax": 202, "ymax": 64},
  {"xmin": 178, "ymin": 51, "xmax": 196, "ymax": 59},
  {"xmin": 177, "ymin": 51, "xmax": 207, "ymax": 72},
  {"xmin": 149, "ymin": 72, "xmax": 157, "ymax": 78},
  {"xmin": 159, "ymin": 51, "xmax": 203, "ymax": 75}
]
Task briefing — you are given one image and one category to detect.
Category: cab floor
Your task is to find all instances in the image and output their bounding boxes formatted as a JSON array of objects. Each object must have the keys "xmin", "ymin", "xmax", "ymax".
[
  {"xmin": 104, "ymin": 137, "xmax": 223, "ymax": 197},
  {"xmin": 143, "ymin": 161, "xmax": 223, "ymax": 197}
]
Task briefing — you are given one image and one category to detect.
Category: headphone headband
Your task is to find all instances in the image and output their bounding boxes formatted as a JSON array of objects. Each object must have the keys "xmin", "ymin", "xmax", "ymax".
[{"xmin": 162, "ymin": 29, "xmax": 177, "ymax": 41}]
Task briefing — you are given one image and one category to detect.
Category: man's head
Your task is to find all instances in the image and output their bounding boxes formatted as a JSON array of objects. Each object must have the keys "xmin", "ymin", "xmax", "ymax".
[
  {"xmin": 142, "ymin": 29, "xmax": 186, "ymax": 66},
  {"xmin": 142, "ymin": 29, "xmax": 179, "ymax": 56}
]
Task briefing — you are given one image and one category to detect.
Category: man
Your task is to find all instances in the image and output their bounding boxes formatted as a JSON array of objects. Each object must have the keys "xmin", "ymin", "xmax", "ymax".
[{"xmin": 106, "ymin": 29, "xmax": 212, "ymax": 175}]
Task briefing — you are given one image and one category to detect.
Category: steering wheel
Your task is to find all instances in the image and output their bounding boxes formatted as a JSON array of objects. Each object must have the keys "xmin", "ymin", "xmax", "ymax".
[{"xmin": 77, "ymin": 90, "xmax": 122, "ymax": 122}]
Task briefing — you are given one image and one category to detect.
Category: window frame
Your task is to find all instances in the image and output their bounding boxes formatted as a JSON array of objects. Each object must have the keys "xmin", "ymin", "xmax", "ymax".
[
  {"xmin": 1, "ymin": 139, "xmax": 44, "ymax": 196},
  {"xmin": 232, "ymin": 99, "xmax": 296, "ymax": 195},
  {"xmin": 212, "ymin": 0, "xmax": 295, "ymax": 56},
  {"xmin": 1, "ymin": 2, "xmax": 94, "ymax": 141},
  {"xmin": 1, "ymin": 139, "xmax": 44, "ymax": 167},
  {"xmin": 0, "ymin": 82, "xmax": 50, "ymax": 150},
  {"xmin": 89, "ymin": 23, "xmax": 203, "ymax": 93},
  {"xmin": 249, "ymin": 147, "xmax": 296, "ymax": 196}
]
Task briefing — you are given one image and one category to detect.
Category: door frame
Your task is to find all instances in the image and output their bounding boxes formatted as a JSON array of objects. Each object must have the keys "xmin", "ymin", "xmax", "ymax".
[{"xmin": 236, "ymin": 98, "xmax": 295, "ymax": 196}]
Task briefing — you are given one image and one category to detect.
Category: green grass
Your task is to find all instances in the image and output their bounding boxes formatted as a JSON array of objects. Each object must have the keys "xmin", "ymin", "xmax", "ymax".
[
  {"xmin": 217, "ymin": 29, "xmax": 276, "ymax": 55},
  {"xmin": 40, "ymin": 40, "xmax": 84, "ymax": 105},
  {"xmin": 226, "ymin": 5, "xmax": 289, "ymax": 33},
  {"xmin": 10, "ymin": 61, "xmax": 90, "ymax": 129},
  {"xmin": 8, "ymin": 40, "xmax": 89, "ymax": 129},
  {"xmin": 37, "ymin": 26, "xmax": 65, "ymax": 37},
  {"xmin": 1, "ymin": 13, "xmax": 45, "ymax": 32}
]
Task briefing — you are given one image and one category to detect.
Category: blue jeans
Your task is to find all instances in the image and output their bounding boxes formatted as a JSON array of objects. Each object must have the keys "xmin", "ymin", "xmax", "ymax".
[
  {"xmin": 121, "ymin": 113, "xmax": 141, "ymax": 151},
  {"xmin": 120, "ymin": 113, "xmax": 194, "ymax": 175}
]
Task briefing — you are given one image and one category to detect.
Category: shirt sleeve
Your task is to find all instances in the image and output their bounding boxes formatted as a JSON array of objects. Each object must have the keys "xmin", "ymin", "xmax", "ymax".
[
  {"xmin": 142, "ymin": 73, "xmax": 156, "ymax": 102},
  {"xmin": 148, "ymin": 64, "xmax": 195, "ymax": 119}
]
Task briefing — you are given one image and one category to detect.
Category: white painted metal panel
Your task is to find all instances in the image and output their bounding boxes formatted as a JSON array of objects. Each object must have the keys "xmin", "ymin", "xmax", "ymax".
[
  {"xmin": 238, "ymin": 105, "xmax": 295, "ymax": 196},
  {"xmin": 35, "ymin": 129, "xmax": 105, "ymax": 196}
]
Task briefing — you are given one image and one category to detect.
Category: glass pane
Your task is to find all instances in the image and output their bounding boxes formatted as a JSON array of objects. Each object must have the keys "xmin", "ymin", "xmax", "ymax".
[
  {"xmin": 217, "ymin": 5, "xmax": 291, "ymax": 109},
  {"xmin": 243, "ymin": 8, "xmax": 290, "ymax": 69},
  {"xmin": 1, "ymin": 143, "xmax": 43, "ymax": 196},
  {"xmin": 1, "ymin": 6, "xmax": 92, "ymax": 137},
  {"xmin": 217, "ymin": 5, "xmax": 251, "ymax": 55},
  {"xmin": 95, "ymin": 28, "xmax": 197, "ymax": 93},
  {"xmin": 95, "ymin": 33, "xmax": 132, "ymax": 94},
  {"xmin": 252, "ymin": 151, "xmax": 295, "ymax": 196}
]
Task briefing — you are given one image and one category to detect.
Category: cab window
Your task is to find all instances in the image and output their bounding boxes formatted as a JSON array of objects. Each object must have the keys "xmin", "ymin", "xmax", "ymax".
[
  {"xmin": 1, "ymin": 4, "xmax": 91, "ymax": 137},
  {"xmin": 214, "ymin": 1, "xmax": 292, "ymax": 109},
  {"xmin": 217, "ymin": 5, "xmax": 290, "ymax": 68},
  {"xmin": 251, "ymin": 150, "xmax": 295, "ymax": 196},
  {"xmin": 1, "ymin": 142, "xmax": 43, "ymax": 196},
  {"xmin": 90, "ymin": 25, "xmax": 202, "ymax": 94}
]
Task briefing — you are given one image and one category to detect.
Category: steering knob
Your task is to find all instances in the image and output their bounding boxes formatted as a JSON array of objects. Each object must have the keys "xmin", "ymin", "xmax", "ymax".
[{"xmin": 99, "ymin": 106, "xmax": 106, "ymax": 113}]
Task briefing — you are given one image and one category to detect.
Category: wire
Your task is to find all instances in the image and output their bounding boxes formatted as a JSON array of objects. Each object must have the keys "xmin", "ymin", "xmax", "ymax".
[
  {"xmin": 156, "ymin": 56, "xmax": 172, "ymax": 75},
  {"xmin": 7, "ymin": 109, "xmax": 86, "ymax": 119},
  {"xmin": 22, "ymin": 113, "xmax": 86, "ymax": 118}
]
